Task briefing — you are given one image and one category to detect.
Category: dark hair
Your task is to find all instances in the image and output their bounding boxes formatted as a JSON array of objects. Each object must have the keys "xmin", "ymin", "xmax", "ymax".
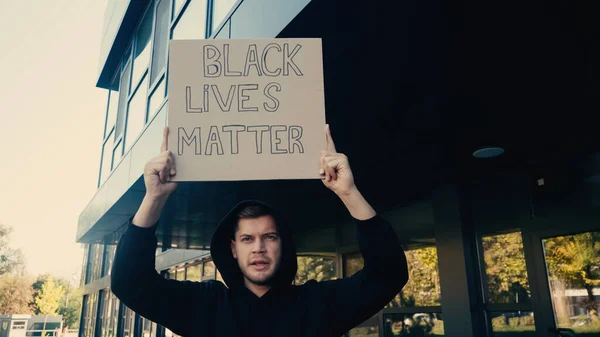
[{"xmin": 232, "ymin": 204, "xmax": 275, "ymax": 239}]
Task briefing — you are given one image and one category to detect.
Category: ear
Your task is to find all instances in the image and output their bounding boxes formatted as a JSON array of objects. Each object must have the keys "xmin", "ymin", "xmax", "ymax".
[{"xmin": 231, "ymin": 240, "xmax": 237, "ymax": 259}]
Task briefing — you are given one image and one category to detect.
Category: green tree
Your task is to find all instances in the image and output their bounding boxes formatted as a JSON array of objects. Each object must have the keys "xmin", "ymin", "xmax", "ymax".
[
  {"xmin": 58, "ymin": 287, "xmax": 83, "ymax": 328},
  {"xmin": 295, "ymin": 256, "xmax": 337, "ymax": 285},
  {"xmin": 34, "ymin": 276, "xmax": 65, "ymax": 315},
  {"xmin": 544, "ymin": 232, "xmax": 600, "ymax": 320},
  {"xmin": 481, "ymin": 232, "xmax": 530, "ymax": 304},
  {"xmin": 0, "ymin": 224, "xmax": 25, "ymax": 276},
  {"xmin": 0, "ymin": 274, "xmax": 34, "ymax": 314},
  {"xmin": 387, "ymin": 246, "xmax": 441, "ymax": 307}
]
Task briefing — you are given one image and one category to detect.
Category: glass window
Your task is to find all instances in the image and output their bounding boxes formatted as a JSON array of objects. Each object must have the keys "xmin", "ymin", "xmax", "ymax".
[
  {"xmin": 482, "ymin": 232, "xmax": 531, "ymax": 304},
  {"xmin": 488, "ymin": 311, "xmax": 534, "ymax": 336},
  {"xmin": 100, "ymin": 131, "xmax": 114, "ymax": 186},
  {"xmin": 382, "ymin": 312, "xmax": 444, "ymax": 337},
  {"xmin": 105, "ymin": 73, "xmax": 120, "ymax": 138},
  {"xmin": 148, "ymin": 77, "xmax": 166, "ymax": 119},
  {"xmin": 86, "ymin": 244, "xmax": 104, "ymax": 283},
  {"xmin": 132, "ymin": 7, "xmax": 154, "ymax": 86},
  {"xmin": 100, "ymin": 291, "xmax": 120, "ymax": 337},
  {"xmin": 112, "ymin": 139, "xmax": 123, "ymax": 170},
  {"xmin": 141, "ymin": 318, "xmax": 156, "ymax": 337},
  {"xmin": 173, "ymin": 0, "xmax": 187, "ymax": 18},
  {"xmin": 345, "ymin": 247, "xmax": 442, "ymax": 308},
  {"xmin": 543, "ymin": 231, "xmax": 600, "ymax": 335},
  {"xmin": 186, "ymin": 264, "xmax": 202, "ymax": 281},
  {"xmin": 345, "ymin": 246, "xmax": 442, "ymax": 337},
  {"xmin": 102, "ymin": 245, "xmax": 117, "ymax": 277},
  {"xmin": 83, "ymin": 292, "xmax": 98, "ymax": 337},
  {"xmin": 172, "ymin": 0, "xmax": 207, "ymax": 40},
  {"xmin": 81, "ymin": 245, "xmax": 90, "ymax": 286},
  {"xmin": 212, "ymin": 0, "xmax": 236, "ymax": 32},
  {"xmin": 295, "ymin": 255, "xmax": 337, "ymax": 285},
  {"xmin": 387, "ymin": 246, "xmax": 441, "ymax": 308},
  {"xmin": 115, "ymin": 61, "xmax": 132, "ymax": 139},
  {"xmin": 203, "ymin": 260, "xmax": 215, "ymax": 277},
  {"xmin": 122, "ymin": 307, "xmax": 136, "ymax": 337},
  {"xmin": 125, "ymin": 75, "xmax": 149, "ymax": 151},
  {"xmin": 176, "ymin": 268, "xmax": 185, "ymax": 280},
  {"xmin": 150, "ymin": 0, "xmax": 170, "ymax": 84}
]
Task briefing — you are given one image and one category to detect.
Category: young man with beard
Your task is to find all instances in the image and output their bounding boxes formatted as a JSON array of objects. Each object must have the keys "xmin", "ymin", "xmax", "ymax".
[{"xmin": 111, "ymin": 125, "xmax": 409, "ymax": 337}]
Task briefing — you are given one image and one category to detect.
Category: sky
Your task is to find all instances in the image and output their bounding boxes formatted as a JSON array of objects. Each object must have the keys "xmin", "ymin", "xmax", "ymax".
[{"xmin": 0, "ymin": 0, "xmax": 109, "ymax": 282}]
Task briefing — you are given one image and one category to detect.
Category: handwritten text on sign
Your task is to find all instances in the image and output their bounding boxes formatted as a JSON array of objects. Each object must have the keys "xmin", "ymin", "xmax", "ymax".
[{"xmin": 167, "ymin": 39, "xmax": 326, "ymax": 181}]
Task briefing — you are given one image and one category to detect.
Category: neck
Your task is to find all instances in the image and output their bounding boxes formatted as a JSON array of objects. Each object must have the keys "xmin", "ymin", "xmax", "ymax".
[{"xmin": 244, "ymin": 278, "xmax": 272, "ymax": 297}]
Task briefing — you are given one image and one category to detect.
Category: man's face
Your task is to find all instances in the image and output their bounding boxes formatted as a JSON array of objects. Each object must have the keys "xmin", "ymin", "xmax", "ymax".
[{"xmin": 231, "ymin": 215, "xmax": 282, "ymax": 286}]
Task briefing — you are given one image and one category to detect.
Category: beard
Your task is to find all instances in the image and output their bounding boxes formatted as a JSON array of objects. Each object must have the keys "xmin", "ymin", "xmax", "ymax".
[{"xmin": 241, "ymin": 259, "xmax": 281, "ymax": 286}]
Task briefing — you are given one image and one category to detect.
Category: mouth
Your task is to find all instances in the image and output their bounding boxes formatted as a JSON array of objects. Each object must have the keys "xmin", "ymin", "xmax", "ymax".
[{"xmin": 250, "ymin": 260, "xmax": 270, "ymax": 270}]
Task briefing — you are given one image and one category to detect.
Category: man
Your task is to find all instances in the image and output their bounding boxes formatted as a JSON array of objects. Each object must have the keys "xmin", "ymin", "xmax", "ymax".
[{"xmin": 111, "ymin": 125, "xmax": 409, "ymax": 337}]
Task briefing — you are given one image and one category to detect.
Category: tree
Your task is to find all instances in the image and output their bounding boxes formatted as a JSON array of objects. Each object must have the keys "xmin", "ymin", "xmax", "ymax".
[
  {"xmin": 295, "ymin": 256, "xmax": 337, "ymax": 285},
  {"xmin": 481, "ymin": 232, "xmax": 530, "ymax": 304},
  {"xmin": 34, "ymin": 276, "xmax": 65, "ymax": 315},
  {"xmin": 0, "ymin": 224, "xmax": 25, "ymax": 276},
  {"xmin": 387, "ymin": 246, "xmax": 441, "ymax": 307},
  {"xmin": 0, "ymin": 274, "xmax": 34, "ymax": 314},
  {"xmin": 58, "ymin": 287, "xmax": 83, "ymax": 329},
  {"xmin": 544, "ymin": 232, "xmax": 600, "ymax": 321}
]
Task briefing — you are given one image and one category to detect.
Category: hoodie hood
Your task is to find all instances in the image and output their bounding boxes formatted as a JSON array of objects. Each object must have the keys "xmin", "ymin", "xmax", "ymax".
[{"xmin": 210, "ymin": 200, "xmax": 298, "ymax": 290}]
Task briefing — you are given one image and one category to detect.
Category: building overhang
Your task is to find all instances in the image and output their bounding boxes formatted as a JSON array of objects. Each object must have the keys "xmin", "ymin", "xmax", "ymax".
[{"xmin": 81, "ymin": 0, "xmax": 600, "ymax": 246}]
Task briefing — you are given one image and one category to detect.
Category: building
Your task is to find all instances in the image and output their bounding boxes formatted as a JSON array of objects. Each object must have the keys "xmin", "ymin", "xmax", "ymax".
[{"xmin": 77, "ymin": 0, "xmax": 600, "ymax": 337}]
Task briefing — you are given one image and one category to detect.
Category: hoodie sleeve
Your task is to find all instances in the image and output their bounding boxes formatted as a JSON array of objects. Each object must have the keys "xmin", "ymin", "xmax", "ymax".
[
  {"xmin": 312, "ymin": 214, "xmax": 409, "ymax": 336},
  {"xmin": 110, "ymin": 220, "xmax": 224, "ymax": 337}
]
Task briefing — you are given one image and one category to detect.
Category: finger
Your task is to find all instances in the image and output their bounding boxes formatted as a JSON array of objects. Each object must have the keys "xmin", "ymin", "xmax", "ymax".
[
  {"xmin": 326, "ymin": 163, "xmax": 337, "ymax": 181},
  {"xmin": 160, "ymin": 127, "xmax": 169, "ymax": 153},
  {"xmin": 320, "ymin": 152, "xmax": 329, "ymax": 181},
  {"xmin": 325, "ymin": 124, "xmax": 337, "ymax": 153},
  {"xmin": 168, "ymin": 151, "xmax": 176, "ymax": 175}
]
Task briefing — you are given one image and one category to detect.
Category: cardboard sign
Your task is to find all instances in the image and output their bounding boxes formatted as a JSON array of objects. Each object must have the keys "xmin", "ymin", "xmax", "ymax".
[{"xmin": 167, "ymin": 39, "xmax": 326, "ymax": 181}]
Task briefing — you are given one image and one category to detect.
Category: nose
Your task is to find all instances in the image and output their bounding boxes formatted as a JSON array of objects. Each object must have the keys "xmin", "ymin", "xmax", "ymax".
[{"xmin": 252, "ymin": 238, "xmax": 266, "ymax": 253}]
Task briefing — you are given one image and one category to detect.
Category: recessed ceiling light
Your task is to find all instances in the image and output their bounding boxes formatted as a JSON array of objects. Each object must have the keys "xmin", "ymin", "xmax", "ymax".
[{"xmin": 473, "ymin": 147, "xmax": 504, "ymax": 158}]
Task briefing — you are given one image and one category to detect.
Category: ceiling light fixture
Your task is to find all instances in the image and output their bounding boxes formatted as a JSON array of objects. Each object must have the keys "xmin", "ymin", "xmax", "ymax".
[{"xmin": 472, "ymin": 147, "xmax": 504, "ymax": 158}]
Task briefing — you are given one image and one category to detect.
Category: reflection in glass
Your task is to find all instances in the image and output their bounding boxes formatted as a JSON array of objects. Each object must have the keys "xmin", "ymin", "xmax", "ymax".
[
  {"xmin": 122, "ymin": 307, "xmax": 136, "ymax": 337},
  {"xmin": 84, "ymin": 293, "xmax": 98, "ymax": 337},
  {"xmin": 172, "ymin": 0, "xmax": 207, "ymax": 40},
  {"xmin": 150, "ymin": 0, "xmax": 170, "ymax": 84},
  {"xmin": 383, "ymin": 313, "xmax": 444, "ymax": 336},
  {"xmin": 346, "ymin": 247, "xmax": 441, "ymax": 308},
  {"xmin": 204, "ymin": 260, "xmax": 215, "ymax": 277},
  {"xmin": 115, "ymin": 61, "xmax": 132, "ymax": 139},
  {"xmin": 186, "ymin": 264, "xmax": 201, "ymax": 281},
  {"xmin": 105, "ymin": 74, "xmax": 120, "ymax": 138},
  {"xmin": 125, "ymin": 75, "xmax": 149, "ymax": 151},
  {"xmin": 148, "ymin": 77, "xmax": 166, "ymax": 119},
  {"xmin": 544, "ymin": 231, "xmax": 600, "ymax": 335},
  {"xmin": 132, "ymin": 8, "xmax": 153, "ymax": 85},
  {"xmin": 141, "ymin": 318, "xmax": 156, "ymax": 337},
  {"xmin": 295, "ymin": 255, "xmax": 336, "ymax": 285},
  {"xmin": 86, "ymin": 244, "xmax": 104, "ymax": 283},
  {"xmin": 489, "ymin": 311, "xmax": 535, "ymax": 337},
  {"xmin": 212, "ymin": 0, "xmax": 236, "ymax": 31},
  {"xmin": 103, "ymin": 245, "xmax": 116, "ymax": 277},
  {"xmin": 100, "ymin": 134, "xmax": 114, "ymax": 185},
  {"xmin": 173, "ymin": 0, "xmax": 187, "ymax": 18},
  {"xmin": 100, "ymin": 291, "xmax": 119, "ymax": 337},
  {"xmin": 482, "ymin": 232, "xmax": 531, "ymax": 304},
  {"xmin": 112, "ymin": 140, "xmax": 123, "ymax": 170}
]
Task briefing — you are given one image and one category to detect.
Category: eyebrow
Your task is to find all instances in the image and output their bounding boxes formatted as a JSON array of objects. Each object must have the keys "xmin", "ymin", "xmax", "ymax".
[{"xmin": 239, "ymin": 232, "xmax": 279, "ymax": 237}]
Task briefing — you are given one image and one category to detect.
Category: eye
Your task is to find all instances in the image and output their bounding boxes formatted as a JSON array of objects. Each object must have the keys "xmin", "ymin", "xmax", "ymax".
[
  {"xmin": 240, "ymin": 237, "xmax": 251, "ymax": 242},
  {"xmin": 266, "ymin": 235, "xmax": 278, "ymax": 240}
]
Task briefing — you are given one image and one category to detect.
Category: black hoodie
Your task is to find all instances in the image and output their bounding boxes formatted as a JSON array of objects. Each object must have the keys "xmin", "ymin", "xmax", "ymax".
[{"xmin": 111, "ymin": 200, "xmax": 408, "ymax": 337}]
